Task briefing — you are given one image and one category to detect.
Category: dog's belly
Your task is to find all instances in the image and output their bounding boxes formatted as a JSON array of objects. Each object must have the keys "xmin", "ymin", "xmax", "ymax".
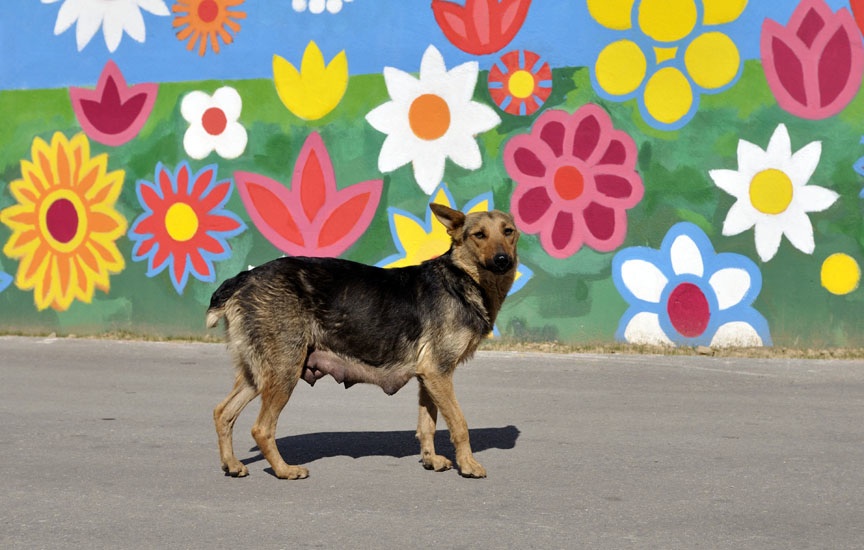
[{"xmin": 302, "ymin": 350, "xmax": 414, "ymax": 396}]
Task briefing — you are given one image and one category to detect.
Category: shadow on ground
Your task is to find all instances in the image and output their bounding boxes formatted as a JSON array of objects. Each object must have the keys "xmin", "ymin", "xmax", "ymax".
[{"xmin": 243, "ymin": 425, "xmax": 520, "ymax": 466}]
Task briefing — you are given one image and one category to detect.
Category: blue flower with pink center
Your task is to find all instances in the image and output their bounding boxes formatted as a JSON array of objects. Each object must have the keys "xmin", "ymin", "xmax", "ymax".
[{"xmin": 612, "ymin": 222, "xmax": 771, "ymax": 347}]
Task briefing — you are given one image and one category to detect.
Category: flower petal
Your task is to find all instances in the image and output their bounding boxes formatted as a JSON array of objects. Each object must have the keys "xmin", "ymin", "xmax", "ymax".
[
  {"xmin": 623, "ymin": 311, "xmax": 674, "ymax": 346},
  {"xmin": 711, "ymin": 321, "xmax": 764, "ymax": 347},
  {"xmin": 670, "ymin": 234, "xmax": 704, "ymax": 277},
  {"xmin": 708, "ymin": 267, "xmax": 751, "ymax": 310},
  {"xmin": 796, "ymin": 185, "xmax": 838, "ymax": 213},
  {"xmin": 620, "ymin": 259, "xmax": 668, "ymax": 303},
  {"xmin": 753, "ymin": 221, "xmax": 784, "ymax": 261}
]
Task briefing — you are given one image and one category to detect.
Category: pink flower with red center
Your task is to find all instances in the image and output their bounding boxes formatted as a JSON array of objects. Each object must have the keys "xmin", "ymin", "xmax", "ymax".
[
  {"xmin": 234, "ymin": 132, "xmax": 382, "ymax": 257},
  {"xmin": 762, "ymin": 0, "xmax": 864, "ymax": 120},
  {"xmin": 129, "ymin": 162, "xmax": 246, "ymax": 294},
  {"xmin": 503, "ymin": 104, "xmax": 644, "ymax": 258}
]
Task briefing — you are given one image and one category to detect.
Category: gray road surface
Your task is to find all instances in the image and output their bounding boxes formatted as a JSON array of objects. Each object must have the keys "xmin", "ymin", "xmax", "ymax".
[{"xmin": 1, "ymin": 336, "xmax": 863, "ymax": 549}]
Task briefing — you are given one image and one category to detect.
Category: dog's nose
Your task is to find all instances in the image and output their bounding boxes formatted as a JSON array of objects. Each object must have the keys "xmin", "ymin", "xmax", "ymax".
[{"xmin": 493, "ymin": 253, "xmax": 512, "ymax": 271}]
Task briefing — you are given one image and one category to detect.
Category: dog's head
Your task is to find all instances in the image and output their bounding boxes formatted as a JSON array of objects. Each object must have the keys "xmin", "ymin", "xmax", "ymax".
[{"xmin": 430, "ymin": 203, "xmax": 519, "ymax": 275}]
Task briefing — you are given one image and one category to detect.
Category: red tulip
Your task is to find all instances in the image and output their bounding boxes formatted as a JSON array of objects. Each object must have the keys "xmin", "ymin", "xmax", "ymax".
[
  {"xmin": 432, "ymin": 0, "xmax": 531, "ymax": 55},
  {"xmin": 69, "ymin": 60, "xmax": 158, "ymax": 146},
  {"xmin": 761, "ymin": 0, "xmax": 864, "ymax": 119},
  {"xmin": 235, "ymin": 132, "xmax": 382, "ymax": 258}
]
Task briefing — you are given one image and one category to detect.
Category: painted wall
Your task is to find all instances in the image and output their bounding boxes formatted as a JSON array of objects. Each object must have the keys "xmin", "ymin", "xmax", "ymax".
[{"xmin": 1, "ymin": 0, "xmax": 863, "ymax": 348}]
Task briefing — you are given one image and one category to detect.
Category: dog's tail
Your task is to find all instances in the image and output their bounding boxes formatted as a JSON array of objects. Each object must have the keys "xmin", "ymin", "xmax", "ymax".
[{"xmin": 206, "ymin": 270, "xmax": 253, "ymax": 328}]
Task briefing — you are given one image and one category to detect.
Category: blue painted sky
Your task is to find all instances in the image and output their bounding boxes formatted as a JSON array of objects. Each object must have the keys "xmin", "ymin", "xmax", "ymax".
[{"xmin": 0, "ymin": 0, "xmax": 853, "ymax": 91}]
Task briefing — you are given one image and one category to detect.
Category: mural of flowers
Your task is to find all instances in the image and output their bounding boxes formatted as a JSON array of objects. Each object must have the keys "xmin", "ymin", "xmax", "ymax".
[
  {"xmin": 588, "ymin": 0, "xmax": 745, "ymax": 129},
  {"xmin": 128, "ymin": 162, "xmax": 246, "ymax": 294},
  {"xmin": 613, "ymin": 222, "xmax": 771, "ymax": 347},
  {"xmin": 69, "ymin": 60, "xmax": 158, "ymax": 147},
  {"xmin": 234, "ymin": 132, "xmax": 382, "ymax": 257},
  {"xmin": 366, "ymin": 44, "xmax": 501, "ymax": 195},
  {"xmin": 181, "ymin": 86, "xmax": 248, "ymax": 160},
  {"xmin": 709, "ymin": 123, "xmax": 838, "ymax": 262},
  {"xmin": 488, "ymin": 50, "xmax": 552, "ymax": 116},
  {"xmin": 376, "ymin": 182, "xmax": 533, "ymax": 299},
  {"xmin": 762, "ymin": 0, "xmax": 864, "ymax": 120},
  {"xmin": 273, "ymin": 41, "xmax": 348, "ymax": 121},
  {"xmin": 172, "ymin": 0, "xmax": 246, "ymax": 56},
  {"xmin": 42, "ymin": 0, "xmax": 170, "ymax": 52},
  {"xmin": 432, "ymin": 0, "xmax": 532, "ymax": 55},
  {"xmin": 0, "ymin": 133, "xmax": 127, "ymax": 311},
  {"xmin": 503, "ymin": 104, "xmax": 643, "ymax": 258}
]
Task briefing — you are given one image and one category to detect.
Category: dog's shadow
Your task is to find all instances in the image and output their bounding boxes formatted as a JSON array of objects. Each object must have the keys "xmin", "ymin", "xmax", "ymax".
[{"xmin": 243, "ymin": 425, "xmax": 520, "ymax": 468}]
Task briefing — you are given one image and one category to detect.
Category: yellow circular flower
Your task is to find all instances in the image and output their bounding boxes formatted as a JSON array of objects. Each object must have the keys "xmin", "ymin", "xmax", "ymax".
[
  {"xmin": 643, "ymin": 66, "xmax": 693, "ymax": 124},
  {"xmin": 821, "ymin": 253, "xmax": 861, "ymax": 295},
  {"xmin": 638, "ymin": 0, "xmax": 697, "ymax": 42},
  {"xmin": 0, "ymin": 132, "xmax": 127, "ymax": 311},
  {"xmin": 685, "ymin": 31, "xmax": 740, "ymax": 90},
  {"xmin": 595, "ymin": 39, "xmax": 647, "ymax": 96}
]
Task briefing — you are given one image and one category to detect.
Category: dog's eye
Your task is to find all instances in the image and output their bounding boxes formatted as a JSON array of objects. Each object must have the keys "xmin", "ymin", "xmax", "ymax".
[
  {"xmin": 473, "ymin": 231, "xmax": 487, "ymax": 240},
  {"xmin": 503, "ymin": 228, "xmax": 514, "ymax": 236}
]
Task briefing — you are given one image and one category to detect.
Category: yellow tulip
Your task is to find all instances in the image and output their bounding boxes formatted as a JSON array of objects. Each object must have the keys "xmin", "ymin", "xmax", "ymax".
[{"xmin": 273, "ymin": 41, "xmax": 348, "ymax": 121}]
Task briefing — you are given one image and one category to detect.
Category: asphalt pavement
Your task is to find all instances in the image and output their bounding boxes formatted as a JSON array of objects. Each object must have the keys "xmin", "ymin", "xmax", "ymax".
[{"xmin": 1, "ymin": 336, "xmax": 863, "ymax": 549}]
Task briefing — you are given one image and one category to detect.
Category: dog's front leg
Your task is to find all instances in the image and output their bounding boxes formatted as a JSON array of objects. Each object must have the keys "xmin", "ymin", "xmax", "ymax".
[
  {"xmin": 416, "ymin": 371, "xmax": 486, "ymax": 478},
  {"xmin": 416, "ymin": 381, "xmax": 452, "ymax": 472}
]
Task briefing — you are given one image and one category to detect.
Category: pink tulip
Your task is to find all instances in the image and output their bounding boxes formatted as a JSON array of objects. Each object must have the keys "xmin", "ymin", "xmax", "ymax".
[
  {"xmin": 235, "ymin": 132, "xmax": 382, "ymax": 257},
  {"xmin": 761, "ymin": 0, "xmax": 864, "ymax": 119},
  {"xmin": 69, "ymin": 60, "xmax": 158, "ymax": 146}
]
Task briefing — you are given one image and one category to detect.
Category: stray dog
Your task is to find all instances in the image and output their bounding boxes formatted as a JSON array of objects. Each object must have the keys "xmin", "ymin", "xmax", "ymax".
[{"xmin": 206, "ymin": 204, "xmax": 519, "ymax": 479}]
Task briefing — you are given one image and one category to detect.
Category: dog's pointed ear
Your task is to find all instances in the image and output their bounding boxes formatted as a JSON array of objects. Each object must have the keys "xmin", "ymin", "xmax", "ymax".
[{"xmin": 430, "ymin": 203, "xmax": 466, "ymax": 237}]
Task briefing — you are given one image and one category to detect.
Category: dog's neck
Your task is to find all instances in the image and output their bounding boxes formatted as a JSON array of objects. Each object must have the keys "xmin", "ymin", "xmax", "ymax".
[
  {"xmin": 444, "ymin": 248, "xmax": 516, "ymax": 326},
  {"xmin": 477, "ymin": 266, "xmax": 516, "ymax": 324}
]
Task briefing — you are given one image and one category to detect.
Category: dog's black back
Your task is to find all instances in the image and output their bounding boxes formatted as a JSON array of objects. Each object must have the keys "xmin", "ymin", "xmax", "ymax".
[{"xmin": 209, "ymin": 253, "xmax": 492, "ymax": 371}]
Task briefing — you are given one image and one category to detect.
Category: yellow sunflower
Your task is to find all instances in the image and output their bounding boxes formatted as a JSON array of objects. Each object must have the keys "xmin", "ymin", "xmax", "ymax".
[{"xmin": 1, "ymin": 132, "xmax": 127, "ymax": 311}]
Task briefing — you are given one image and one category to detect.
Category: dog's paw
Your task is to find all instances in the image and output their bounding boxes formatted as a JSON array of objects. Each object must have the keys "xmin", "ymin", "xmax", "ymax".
[
  {"xmin": 421, "ymin": 454, "xmax": 453, "ymax": 472},
  {"xmin": 273, "ymin": 465, "xmax": 309, "ymax": 480},
  {"xmin": 457, "ymin": 457, "xmax": 486, "ymax": 479},
  {"xmin": 222, "ymin": 461, "xmax": 249, "ymax": 478}
]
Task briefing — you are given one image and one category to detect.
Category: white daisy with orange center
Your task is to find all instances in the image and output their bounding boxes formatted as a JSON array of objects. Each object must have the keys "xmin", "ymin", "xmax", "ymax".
[
  {"xmin": 365, "ymin": 45, "xmax": 501, "ymax": 194},
  {"xmin": 181, "ymin": 86, "xmax": 247, "ymax": 160}
]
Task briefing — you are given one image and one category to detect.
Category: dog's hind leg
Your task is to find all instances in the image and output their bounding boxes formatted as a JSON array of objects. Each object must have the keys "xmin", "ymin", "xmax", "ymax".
[
  {"xmin": 416, "ymin": 382, "xmax": 453, "ymax": 472},
  {"xmin": 417, "ymin": 369, "xmax": 486, "ymax": 478},
  {"xmin": 214, "ymin": 372, "xmax": 259, "ymax": 477},
  {"xmin": 250, "ymin": 364, "xmax": 309, "ymax": 480}
]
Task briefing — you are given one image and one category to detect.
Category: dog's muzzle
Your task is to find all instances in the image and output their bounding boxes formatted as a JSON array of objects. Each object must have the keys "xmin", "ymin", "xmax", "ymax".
[{"xmin": 489, "ymin": 253, "xmax": 514, "ymax": 274}]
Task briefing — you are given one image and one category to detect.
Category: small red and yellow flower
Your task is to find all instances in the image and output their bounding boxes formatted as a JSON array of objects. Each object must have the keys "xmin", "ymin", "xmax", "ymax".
[
  {"xmin": 173, "ymin": 0, "xmax": 246, "ymax": 56},
  {"xmin": 488, "ymin": 50, "xmax": 552, "ymax": 116},
  {"xmin": 129, "ymin": 162, "xmax": 246, "ymax": 294},
  {"xmin": 0, "ymin": 132, "xmax": 127, "ymax": 311}
]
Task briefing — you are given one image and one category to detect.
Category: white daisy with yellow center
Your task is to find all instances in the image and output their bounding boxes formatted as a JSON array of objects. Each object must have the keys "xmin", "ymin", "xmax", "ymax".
[
  {"xmin": 709, "ymin": 124, "xmax": 838, "ymax": 262},
  {"xmin": 365, "ymin": 45, "xmax": 501, "ymax": 194}
]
